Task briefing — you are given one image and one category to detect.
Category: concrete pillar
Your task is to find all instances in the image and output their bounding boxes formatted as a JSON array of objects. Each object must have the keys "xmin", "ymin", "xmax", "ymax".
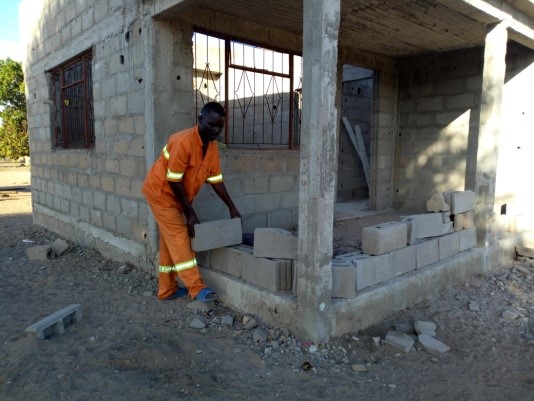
[
  {"xmin": 472, "ymin": 23, "xmax": 508, "ymax": 268},
  {"xmin": 296, "ymin": 0, "xmax": 341, "ymax": 342},
  {"xmin": 142, "ymin": 16, "xmax": 195, "ymax": 268},
  {"xmin": 142, "ymin": 17, "xmax": 159, "ymax": 267}
]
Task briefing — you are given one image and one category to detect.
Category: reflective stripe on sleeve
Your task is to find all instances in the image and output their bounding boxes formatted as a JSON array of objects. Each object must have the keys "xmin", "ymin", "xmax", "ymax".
[
  {"xmin": 162, "ymin": 145, "xmax": 170, "ymax": 160},
  {"xmin": 167, "ymin": 169, "xmax": 184, "ymax": 181},
  {"xmin": 206, "ymin": 174, "xmax": 223, "ymax": 184},
  {"xmin": 159, "ymin": 258, "xmax": 197, "ymax": 273}
]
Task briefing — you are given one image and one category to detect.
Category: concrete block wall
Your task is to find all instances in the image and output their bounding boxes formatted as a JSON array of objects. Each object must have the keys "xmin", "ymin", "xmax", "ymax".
[
  {"xmin": 395, "ymin": 47, "xmax": 483, "ymax": 212},
  {"xmin": 24, "ymin": 0, "xmax": 153, "ymax": 266},
  {"xmin": 194, "ymin": 149, "xmax": 300, "ymax": 232},
  {"xmin": 336, "ymin": 215, "xmax": 477, "ymax": 293}
]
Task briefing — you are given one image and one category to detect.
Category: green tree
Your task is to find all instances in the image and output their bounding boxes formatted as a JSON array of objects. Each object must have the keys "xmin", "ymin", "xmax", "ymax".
[{"xmin": 0, "ymin": 58, "xmax": 28, "ymax": 160}]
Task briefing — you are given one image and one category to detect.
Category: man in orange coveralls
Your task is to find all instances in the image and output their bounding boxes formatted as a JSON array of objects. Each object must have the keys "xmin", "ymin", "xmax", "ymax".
[{"xmin": 142, "ymin": 102, "xmax": 241, "ymax": 301}]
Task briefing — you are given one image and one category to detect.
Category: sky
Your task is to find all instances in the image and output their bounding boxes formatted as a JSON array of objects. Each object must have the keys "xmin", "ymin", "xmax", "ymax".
[{"xmin": 0, "ymin": 0, "xmax": 24, "ymax": 61}]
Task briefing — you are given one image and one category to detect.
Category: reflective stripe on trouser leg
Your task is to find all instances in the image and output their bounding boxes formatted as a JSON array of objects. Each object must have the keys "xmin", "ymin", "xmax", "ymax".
[
  {"xmin": 157, "ymin": 230, "xmax": 177, "ymax": 300},
  {"xmin": 148, "ymin": 201, "xmax": 206, "ymax": 300}
]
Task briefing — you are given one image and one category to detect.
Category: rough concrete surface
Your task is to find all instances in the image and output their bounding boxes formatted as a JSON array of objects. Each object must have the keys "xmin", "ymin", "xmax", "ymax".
[{"xmin": 0, "ymin": 164, "xmax": 533, "ymax": 401}]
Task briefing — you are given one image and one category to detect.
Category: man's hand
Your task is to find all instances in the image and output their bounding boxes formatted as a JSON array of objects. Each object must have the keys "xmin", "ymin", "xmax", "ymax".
[
  {"xmin": 185, "ymin": 210, "xmax": 200, "ymax": 238},
  {"xmin": 229, "ymin": 207, "xmax": 241, "ymax": 220}
]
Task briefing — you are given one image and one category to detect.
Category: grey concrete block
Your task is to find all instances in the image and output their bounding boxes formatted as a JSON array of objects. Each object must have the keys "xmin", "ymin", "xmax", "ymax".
[
  {"xmin": 354, "ymin": 254, "xmax": 390, "ymax": 290},
  {"xmin": 451, "ymin": 190, "xmax": 475, "ymax": 214},
  {"xmin": 196, "ymin": 250, "xmax": 211, "ymax": 267},
  {"xmin": 402, "ymin": 213, "xmax": 449, "ymax": 240},
  {"xmin": 384, "ymin": 331, "xmax": 414, "ymax": 353},
  {"xmin": 439, "ymin": 232, "xmax": 460, "ymax": 260},
  {"xmin": 389, "ymin": 245, "xmax": 416, "ymax": 278},
  {"xmin": 26, "ymin": 245, "xmax": 51, "ymax": 260},
  {"xmin": 51, "ymin": 238, "xmax": 71, "ymax": 256},
  {"xmin": 414, "ymin": 321, "xmax": 437, "ymax": 337},
  {"xmin": 442, "ymin": 211, "xmax": 452, "ymax": 223},
  {"xmin": 211, "ymin": 246, "xmax": 249, "ymax": 278},
  {"xmin": 241, "ymin": 253, "xmax": 288, "ymax": 292},
  {"xmin": 192, "ymin": 218, "xmax": 242, "ymax": 252},
  {"xmin": 331, "ymin": 260, "xmax": 357, "ymax": 298},
  {"xmin": 454, "ymin": 213, "xmax": 464, "ymax": 231},
  {"xmin": 253, "ymin": 228, "xmax": 298, "ymax": 259},
  {"xmin": 26, "ymin": 304, "xmax": 82, "ymax": 340},
  {"xmin": 361, "ymin": 221, "xmax": 407, "ymax": 256},
  {"xmin": 459, "ymin": 226, "xmax": 477, "ymax": 252},
  {"xmin": 279, "ymin": 259, "xmax": 293, "ymax": 291},
  {"xmin": 463, "ymin": 210, "xmax": 475, "ymax": 228},
  {"xmin": 418, "ymin": 333, "xmax": 450, "ymax": 354},
  {"xmin": 416, "ymin": 238, "xmax": 439, "ymax": 268}
]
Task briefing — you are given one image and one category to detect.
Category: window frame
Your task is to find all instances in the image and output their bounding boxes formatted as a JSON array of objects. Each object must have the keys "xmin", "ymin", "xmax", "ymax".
[
  {"xmin": 50, "ymin": 50, "xmax": 94, "ymax": 150},
  {"xmin": 193, "ymin": 29, "xmax": 302, "ymax": 150}
]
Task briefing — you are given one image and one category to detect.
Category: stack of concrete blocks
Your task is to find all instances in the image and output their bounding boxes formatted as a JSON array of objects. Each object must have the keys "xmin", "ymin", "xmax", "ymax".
[
  {"xmin": 331, "ymin": 190, "xmax": 478, "ymax": 295},
  {"xmin": 196, "ymin": 227, "xmax": 295, "ymax": 293}
]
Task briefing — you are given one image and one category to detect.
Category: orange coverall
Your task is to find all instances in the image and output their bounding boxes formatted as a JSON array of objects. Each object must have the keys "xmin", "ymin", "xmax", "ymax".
[{"xmin": 142, "ymin": 125, "xmax": 223, "ymax": 300}]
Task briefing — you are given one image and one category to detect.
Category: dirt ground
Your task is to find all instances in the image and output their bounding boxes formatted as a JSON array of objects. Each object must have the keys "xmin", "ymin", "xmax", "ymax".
[{"xmin": 0, "ymin": 163, "xmax": 533, "ymax": 401}]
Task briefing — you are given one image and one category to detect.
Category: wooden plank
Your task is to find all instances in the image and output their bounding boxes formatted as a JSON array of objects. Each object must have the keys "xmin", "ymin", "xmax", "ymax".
[{"xmin": 341, "ymin": 116, "xmax": 370, "ymax": 187}]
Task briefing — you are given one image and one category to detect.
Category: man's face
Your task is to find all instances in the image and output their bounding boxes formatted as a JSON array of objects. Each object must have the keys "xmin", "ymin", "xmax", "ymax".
[{"xmin": 198, "ymin": 112, "xmax": 224, "ymax": 143}]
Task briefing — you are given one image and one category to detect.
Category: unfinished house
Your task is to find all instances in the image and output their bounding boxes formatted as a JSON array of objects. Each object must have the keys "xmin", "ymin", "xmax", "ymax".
[{"xmin": 23, "ymin": 0, "xmax": 534, "ymax": 341}]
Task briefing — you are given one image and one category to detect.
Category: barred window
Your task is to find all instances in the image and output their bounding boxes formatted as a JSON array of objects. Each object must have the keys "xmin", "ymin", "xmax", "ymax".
[
  {"xmin": 51, "ymin": 51, "xmax": 94, "ymax": 149},
  {"xmin": 193, "ymin": 31, "xmax": 302, "ymax": 149}
]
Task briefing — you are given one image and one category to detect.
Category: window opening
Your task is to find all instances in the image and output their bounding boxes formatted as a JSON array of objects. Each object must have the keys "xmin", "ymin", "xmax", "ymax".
[
  {"xmin": 51, "ymin": 50, "xmax": 94, "ymax": 149},
  {"xmin": 193, "ymin": 31, "xmax": 302, "ymax": 149}
]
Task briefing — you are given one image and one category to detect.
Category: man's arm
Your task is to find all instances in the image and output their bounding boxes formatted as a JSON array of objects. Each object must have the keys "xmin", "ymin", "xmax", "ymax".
[
  {"xmin": 211, "ymin": 182, "xmax": 241, "ymax": 219},
  {"xmin": 169, "ymin": 181, "xmax": 198, "ymax": 237}
]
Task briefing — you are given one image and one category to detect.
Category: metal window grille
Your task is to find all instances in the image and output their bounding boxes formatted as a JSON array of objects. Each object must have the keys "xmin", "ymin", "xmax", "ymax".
[
  {"xmin": 51, "ymin": 51, "xmax": 94, "ymax": 149},
  {"xmin": 193, "ymin": 31, "xmax": 302, "ymax": 149}
]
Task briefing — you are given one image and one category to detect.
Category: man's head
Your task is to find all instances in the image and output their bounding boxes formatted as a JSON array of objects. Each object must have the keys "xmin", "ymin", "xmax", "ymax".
[{"xmin": 198, "ymin": 102, "xmax": 225, "ymax": 143}]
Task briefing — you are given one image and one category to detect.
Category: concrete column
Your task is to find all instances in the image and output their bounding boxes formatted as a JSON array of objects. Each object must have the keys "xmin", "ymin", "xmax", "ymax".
[
  {"xmin": 296, "ymin": 0, "xmax": 341, "ymax": 342},
  {"xmin": 473, "ymin": 23, "xmax": 508, "ymax": 267},
  {"xmin": 142, "ymin": 17, "xmax": 159, "ymax": 267}
]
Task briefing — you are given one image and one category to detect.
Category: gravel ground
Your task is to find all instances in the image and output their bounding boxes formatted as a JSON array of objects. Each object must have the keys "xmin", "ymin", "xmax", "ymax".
[{"xmin": 0, "ymin": 164, "xmax": 533, "ymax": 401}]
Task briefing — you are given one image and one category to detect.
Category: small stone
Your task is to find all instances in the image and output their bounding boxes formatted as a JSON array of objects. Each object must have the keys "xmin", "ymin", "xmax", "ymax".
[
  {"xmin": 351, "ymin": 364, "xmax": 366, "ymax": 372},
  {"xmin": 253, "ymin": 328, "xmax": 268, "ymax": 343},
  {"xmin": 244, "ymin": 318, "xmax": 258, "ymax": 330},
  {"xmin": 309, "ymin": 345, "xmax": 318, "ymax": 354},
  {"xmin": 233, "ymin": 348, "xmax": 242, "ymax": 353},
  {"xmin": 387, "ymin": 384, "xmax": 397, "ymax": 389},
  {"xmin": 341, "ymin": 357, "xmax": 350, "ymax": 364},
  {"xmin": 221, "ymin": 315, "xmax": 234, "ymax": 326},
  {"xmin": 195, "ymin": 349, "xmax": 203, "ymax": 354},
  {"xmin": 372, "ymin": 336, "xmax": 381, "ymax": 345},
  {"xmin": 502, "ymin": 310, "xmax": 519, "ymax": 321},
  {"xmin": 189, "ymin": 316, "xmax": 207, "ymax": 329},
  {"xmin": 469, "ymin": 301, "xmax": 480, "ymax": 312},
  {"xmin": 264, "ymin": 347, "xmax": 272, "ymax": 355},
  {"xmin": 271, "ymin": 340, "xmax": 280, "ymax": 349},
  {"xmin": 430, "ymin": 357, "xmax": 439, "ymax": 363}
]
